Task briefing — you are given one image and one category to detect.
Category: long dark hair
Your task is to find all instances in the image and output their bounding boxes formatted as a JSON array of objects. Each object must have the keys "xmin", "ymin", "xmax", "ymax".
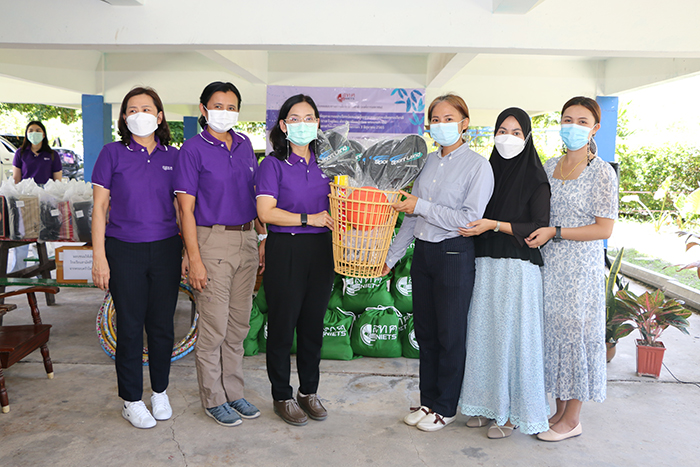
[
  {"xmin": 198, "ymin": 81, "xmax": 242, "ymax": 128},
  {"xmin": 268, "ymin": 94, "xmax": 320, "ymax": 161},
  {"xmin": 21, "ymin": 121, "xmax": 54, "ymax": 159},
  {"xmin": 117, "ymin": 87, "xmax": 171, "ymax": 146}
]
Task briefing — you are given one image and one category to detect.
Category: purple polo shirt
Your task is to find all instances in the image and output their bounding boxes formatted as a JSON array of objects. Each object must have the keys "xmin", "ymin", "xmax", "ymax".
[
  {"xmin": 92, "ymin": 139, "xmax": 179, "ymax": 243},
  {"xmin": 256, "ymin": 151, "xmax": 331, "ymax": 234},
  {"xmin": 13, "ymin": 148, "xmax": 62, "ymax": 185},
  {"xmin": 174, "ymin": 129, "xmax": 258, "ymax": 226}
]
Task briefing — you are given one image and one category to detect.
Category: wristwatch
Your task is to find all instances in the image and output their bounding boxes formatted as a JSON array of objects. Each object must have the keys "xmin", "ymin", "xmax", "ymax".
[
  {"xmin": 257, "ymin": 234, "xmax": 268, "ymax": 242},
  {"xmin": 301, "ymin": 213, "xmax": 308, "ymax": 227},
  {"xmin": 554, "ymin": 226, "xmax": 562, "ymax": 242},
  {"xmin": 494, "ymin": 221, "xmax": 501, "ymax": 233}
]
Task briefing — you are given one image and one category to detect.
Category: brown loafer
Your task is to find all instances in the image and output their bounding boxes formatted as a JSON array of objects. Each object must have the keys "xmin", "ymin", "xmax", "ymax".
[
  {"xmin": 296, "ymin": 391, "xmax": 328, "ymax": 421},
  {"xmin": 273, "ymin": 399, "xmax": 308, "ymax": 426}
]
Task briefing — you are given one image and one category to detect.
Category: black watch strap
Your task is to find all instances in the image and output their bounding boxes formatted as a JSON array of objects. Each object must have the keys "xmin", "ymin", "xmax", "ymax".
[
  {"xmin": 301, "ymin": 213, "xmax": 308, "ymax": 227},
  {"xmin": 554, "ymin": 226, "xmax": 562, "ymax": 242}
]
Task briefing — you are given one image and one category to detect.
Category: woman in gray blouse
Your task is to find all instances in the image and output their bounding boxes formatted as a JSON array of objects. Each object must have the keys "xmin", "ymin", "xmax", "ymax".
[{"xmin": 384, "ymin": 94, "xmax": 494, "ymax": 432}]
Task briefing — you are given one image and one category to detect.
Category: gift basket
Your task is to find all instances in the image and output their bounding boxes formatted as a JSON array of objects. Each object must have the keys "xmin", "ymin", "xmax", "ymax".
[{"xmin": 318, "ymin": 124, "xmax": 427, "ymax": 277}]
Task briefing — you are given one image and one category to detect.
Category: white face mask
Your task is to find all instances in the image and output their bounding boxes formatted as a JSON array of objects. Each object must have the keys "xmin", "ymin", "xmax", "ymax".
[
  {"xmin": 494, "ymin": 133, "xmax": 528, "ymax": 159},
  {"xmin": 206, "ymin": 108, "xmax": 239, "ymax": 133},
  {"xmin": 126, "ymin": 112, "xmax": 159, "ymax": 137}
]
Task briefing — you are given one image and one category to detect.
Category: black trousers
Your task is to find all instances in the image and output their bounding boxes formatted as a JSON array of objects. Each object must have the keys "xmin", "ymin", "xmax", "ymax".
[
  {"xmin": 411, "ymin": 236, "xmax": 475, "ymax": 417},
  {"xmin": 263, "ymin": 232, "xmax": 334, "ymax": 401},
  {"xmin": 106, "ymin": 234, "xmax": 182, "ymax": 402}
]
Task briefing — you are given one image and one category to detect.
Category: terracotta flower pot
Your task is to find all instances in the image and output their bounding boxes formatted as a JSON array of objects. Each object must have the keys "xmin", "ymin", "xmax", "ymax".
[
  {"xmin": 606, "ymin": 342, "xmax": 617, "ymax": 363},
  {"xmin": 635, "ymin": 339, "xmax": 666, "ymax": 378}
]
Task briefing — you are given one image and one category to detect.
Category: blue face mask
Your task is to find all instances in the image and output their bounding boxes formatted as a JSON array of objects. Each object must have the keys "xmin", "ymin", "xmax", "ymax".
[
  {"xmin": 430, "ymin": 121, "xmax": 464, "ymax": 147},
  {"xmin": 560, "ymin": 124, "xmax": 592, "ymax": 151},
  {"xmin": 286, "ymin": 122, "xmax": 318, "ymax": 147}
]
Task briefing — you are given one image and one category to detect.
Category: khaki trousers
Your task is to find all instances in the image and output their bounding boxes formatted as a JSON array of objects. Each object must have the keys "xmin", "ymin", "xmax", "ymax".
[{"xmin": 194, "ymin": 225, "xmax": 258, "ymax": 408}]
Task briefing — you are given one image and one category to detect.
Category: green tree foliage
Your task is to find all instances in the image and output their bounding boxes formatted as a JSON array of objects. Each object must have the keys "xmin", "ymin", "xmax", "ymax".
[
  {"xmin": 618, "ymin": 145, "xmax": 700, "ymax": 212},
  {"xmin": 0, "ymin": 103, "xmax": 80, "ymax": 125},
  {"xmin": 168, "ymin": 121, "xmax": 184, "ymax": 146}
]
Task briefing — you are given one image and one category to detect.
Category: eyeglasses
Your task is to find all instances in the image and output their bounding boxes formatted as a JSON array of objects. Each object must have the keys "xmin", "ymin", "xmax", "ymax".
[{"xmin": 285, "ymin": 116, "xmax": 318, "ymax": 124}]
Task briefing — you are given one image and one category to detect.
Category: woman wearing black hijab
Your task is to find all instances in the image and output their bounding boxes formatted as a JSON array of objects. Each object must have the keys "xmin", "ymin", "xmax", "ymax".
[{"xmin": 457, "ymin": 108, "xmax": 551, "ymax": 439}]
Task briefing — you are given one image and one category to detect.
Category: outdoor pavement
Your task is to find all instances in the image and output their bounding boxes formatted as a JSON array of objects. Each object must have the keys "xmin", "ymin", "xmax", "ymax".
[{"xmin": 1, "ymin": 283, "xmax": 699, "ymax": 467}]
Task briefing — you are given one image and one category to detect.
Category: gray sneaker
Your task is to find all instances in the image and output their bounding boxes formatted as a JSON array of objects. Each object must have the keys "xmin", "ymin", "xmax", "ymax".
[
  {"xmin": 229, "ymin": 398, "xmax": 261, "ymax": 419},
  {"xmin": 205, "ymin": 403, "xmax": 242, "ymax": 427}
]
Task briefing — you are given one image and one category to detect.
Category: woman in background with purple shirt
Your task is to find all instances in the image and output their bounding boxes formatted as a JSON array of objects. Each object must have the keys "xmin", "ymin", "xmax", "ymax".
[
  {"xmin": 256, "ymin": 94, "xmax": 334, "ymax": 427},
  {"xmin": 13, "ymin": 120, "xmax": 62, "ymax": 185},
  {"xmin": 91, "ymin": 87, "xmax": 182, "ymax": 429},
  {"xmin": 175, "ymin": 81, "xmax": 266, "ymax": 428}
]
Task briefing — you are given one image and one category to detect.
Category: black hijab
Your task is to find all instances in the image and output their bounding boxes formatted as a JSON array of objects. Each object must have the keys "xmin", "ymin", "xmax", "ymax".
[{"xmin": 483, "ymin": 107, "xmax": 549, "ymax": 223}]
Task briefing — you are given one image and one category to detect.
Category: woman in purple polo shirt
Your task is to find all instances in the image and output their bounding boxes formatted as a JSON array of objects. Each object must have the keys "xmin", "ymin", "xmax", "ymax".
[
  {"xmin": 256, "ymin": 94, "xmax": 335, "ymax": 426},
  {"xmin": 12, "ymin": 120, "xmax": 62, "ymax": 185},
  {"xmin": 175, "ymin": 81, "xmax": 266, "ymax": 427},
  {"xmin": 91, "ymin": 87, "xmax": 182, "ymax": 429}
]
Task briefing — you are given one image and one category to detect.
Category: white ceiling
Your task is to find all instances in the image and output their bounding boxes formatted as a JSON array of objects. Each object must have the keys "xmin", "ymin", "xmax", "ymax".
[{"xmin": 1, "ymin": 0, "xmax": 700, "ymax": 125}]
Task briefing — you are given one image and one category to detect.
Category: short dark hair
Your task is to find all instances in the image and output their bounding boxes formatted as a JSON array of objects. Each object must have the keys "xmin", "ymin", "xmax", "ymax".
[
  {"xmin": 117, "ymin": 86, "xmax": 171, "ymax": 146},
  {"xmin": 21, "ymin": 120, "xmax": 55, "ymax": 161},
  {"xmin": 562, "ymin": 96, "xmax": 601, "ymax": 125},
  {"xmin": 268, "ymin": 94, "xmax": 320, "ymax": 160},
  {"xmin": 198, "ymin": 81, "xmax": 242, "ymax": 128}
]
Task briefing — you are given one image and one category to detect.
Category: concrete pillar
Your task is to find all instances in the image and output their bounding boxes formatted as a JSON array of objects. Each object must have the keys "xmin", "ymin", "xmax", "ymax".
[
  {"xmin": 183, "ymin": 116, "xmax": 199, "ymax": 141},
  {"xmin": 82, "ymin": 94, "xmax": 112, "ymax": 182},
  {"xmin": 595, "ymin": 96, "xmax": 619, "ymax": 163}
]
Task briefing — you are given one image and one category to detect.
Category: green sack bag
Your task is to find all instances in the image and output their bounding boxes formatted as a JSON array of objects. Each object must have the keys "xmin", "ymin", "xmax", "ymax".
[
  {"xmin": 327, "ymin": 274, "xmax": 344, "ymax": 310},
  {"xmin": 258, "ymin": 314, "xmax": 297, "ymax": 354},
  {"xmin": 254, "ymin": 283, "xmax": 268, "ymax": 314},
  {"xmin": 243, "ymin": 302, "xmax": 264, "ymax": 356},
  {"xmin": 390, "ymin": 256, "xmax": 413, "ymax": 314},
  {"xmin": 399, "ymin": 313, "xmax": 419, "ymax": 359},
  {"xmin": 342, "ymin": 275, "xmax": 394, "ymax": 315},
  {"xmin": 321, "ymin": 307, "xmax": 358, "ymax": 360},
  {"xmin": 351, "ymin": 305, "xmax": 403, "ymax": 358}
]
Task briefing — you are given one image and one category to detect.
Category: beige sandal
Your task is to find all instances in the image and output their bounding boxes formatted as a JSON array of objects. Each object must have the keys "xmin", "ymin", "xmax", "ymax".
[
  {"xmin": 466, "ymin": 416, "xmax": 490, "ymax": 428},
  {"xmin": 487, "ymin": 421, "xmax": 516, "ymax": 439}
]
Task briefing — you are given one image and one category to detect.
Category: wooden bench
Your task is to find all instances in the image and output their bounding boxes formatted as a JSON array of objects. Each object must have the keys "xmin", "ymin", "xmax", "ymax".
[
  {"xmin": 0, "ymin": 240, "xmax": 57, "ymax": 306},
  {"xmin": 0, "ymin": 286, "xmax": 60, "ymax": 413}
]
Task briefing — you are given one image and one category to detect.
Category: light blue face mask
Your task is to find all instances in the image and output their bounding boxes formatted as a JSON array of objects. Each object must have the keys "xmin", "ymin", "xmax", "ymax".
[
  {"xmin": 286, "ymin": 122, "xmax": 318, "ymax": 147},
  {"xmin": 560, "ymin": 124, "xmax": 592, "ymax": 151},
  {"xmin": 430, "ymin": 121, "xmax": 464, "ymax": 147},
  {"xmin": 27, "ymin": 132, "xmax": 44, "ymax": 145}
]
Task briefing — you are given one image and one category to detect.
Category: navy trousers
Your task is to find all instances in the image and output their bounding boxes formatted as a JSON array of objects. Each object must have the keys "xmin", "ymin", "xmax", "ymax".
[
  {"xmin": 411, "ymin": 236, "xmax": 476, "ymax": 417},
  {"xmin": 263, "ymin": 232, "xmax": 335, "ymax": 401},
  {"xmin": 106, "ymin": 234, "xmax": 182, "ymax": 402}
]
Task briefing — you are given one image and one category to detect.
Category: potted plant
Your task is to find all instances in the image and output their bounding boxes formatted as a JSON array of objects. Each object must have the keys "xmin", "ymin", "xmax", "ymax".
[
  {"xmin": 613, "ymin": 288, "xmax": 692, "ymax": 378},
  {"xmin": 605, "ymin": 248, "xmax": 634, "ymax": 362}
]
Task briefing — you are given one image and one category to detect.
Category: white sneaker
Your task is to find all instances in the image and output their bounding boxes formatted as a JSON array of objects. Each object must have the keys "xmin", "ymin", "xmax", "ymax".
[
  {"xmin": 122, "ymin": 400, "xmax": 157, "ymax": 429},
  {"xmin": 416, "ymin": 411, "xmax": 456, "ymax": 432},
  {"xmin": 151, "ymin": 391, "xmax": 173, "ymax": 421},
  {"xmin": 403, "ymin": 406, "xmax": 431, "ymax": 426}
]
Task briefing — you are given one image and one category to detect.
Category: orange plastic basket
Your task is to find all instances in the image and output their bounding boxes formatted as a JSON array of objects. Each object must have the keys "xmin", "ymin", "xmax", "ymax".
[{"xmin": 329, "ymin": 183, "xmax": 400, "ymax": 278}]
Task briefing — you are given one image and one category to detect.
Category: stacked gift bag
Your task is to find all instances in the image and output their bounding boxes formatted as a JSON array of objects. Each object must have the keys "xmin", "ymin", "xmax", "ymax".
[{"xmin": 0, "ymin": 178, "xmax": 93, "ymax": 242}]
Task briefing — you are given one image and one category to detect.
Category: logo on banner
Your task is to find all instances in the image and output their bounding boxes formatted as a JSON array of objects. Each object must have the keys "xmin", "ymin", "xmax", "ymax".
[{"xmin": 337, "ymin": 93, "xmax": 356, "ymax": 103}]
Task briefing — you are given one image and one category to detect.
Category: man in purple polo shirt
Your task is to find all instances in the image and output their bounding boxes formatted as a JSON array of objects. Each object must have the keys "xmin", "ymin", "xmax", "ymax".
[{"xmin": 175, "ymin": 81, "xmax": 265, "ymax": 427}]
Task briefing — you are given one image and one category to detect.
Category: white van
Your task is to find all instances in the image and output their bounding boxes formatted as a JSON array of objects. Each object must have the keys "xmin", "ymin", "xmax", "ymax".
[{"xmin": 0, "ymin": 135, "xmax": 16, "ymax": 179}]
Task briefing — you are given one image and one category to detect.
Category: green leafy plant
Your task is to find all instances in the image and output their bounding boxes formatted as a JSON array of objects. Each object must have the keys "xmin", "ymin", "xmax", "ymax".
[
  {"xmin": 621, "ymin": 176, "xmax": 674, "ymax": 232},
  {"xmin": 613, "ymin": 289, "xmax": 692, "ymax": 347},
  {"xmin": 606, "ymin": 248, "xmax": 634, "ymax": 345}
]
